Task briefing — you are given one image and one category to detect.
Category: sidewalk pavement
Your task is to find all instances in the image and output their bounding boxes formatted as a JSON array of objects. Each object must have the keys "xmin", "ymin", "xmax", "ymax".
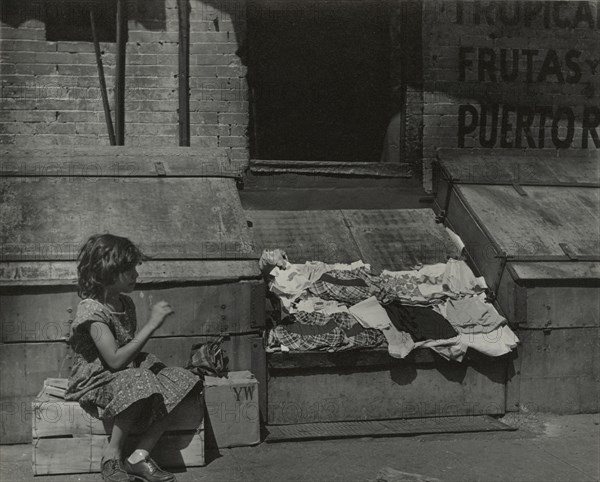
[{"xmin": 2, "ymin": 413, "xmax": 598, "ymax": 482}]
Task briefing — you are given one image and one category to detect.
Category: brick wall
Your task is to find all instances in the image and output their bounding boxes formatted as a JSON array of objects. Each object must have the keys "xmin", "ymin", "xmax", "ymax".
[
  {"xmin": 420, "ymin": 0, "xmax": 600, "ymax": 190},
  {"xmin": 4, "ymin": 1, "xmax": 597, "ymax": 188},
  {"xmin": 0, "ymin": 0, "xmax": 248, "ymax": 159}
]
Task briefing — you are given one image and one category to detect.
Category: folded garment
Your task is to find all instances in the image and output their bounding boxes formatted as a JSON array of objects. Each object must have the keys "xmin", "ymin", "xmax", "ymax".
[
  {"xmin": 376, "ymin": 271, "xmax": 444, "ymax": 307},
  {"xmin": 440, "ymin": 294, "xmax": 506, "ymax": 334},
  {"xmin": 319, "ymin": 273, "xmax": 368, "ymax": 287},
  {"xmin": 268, "ymin": 310, "xmax": 385, "ymax": 352},
  {"xmin": 379, "ymin": 270, "xmax": 423, "ymax": 298},
  {"xmin": 413, "ymin": 260, "xmax": 487, "ymax": 297},
  {"xmin": 279, "ymin": 317, "xmax": 339, "ymax": 337},
  {"xmin": 349, "ymin": 296, "xmax": 393, "ymax": 330},
  {"xmin": 308, "ymin": 268, "xmax": 375, "ymax": 305},
  {"xmin": 388, "ymin": 324, "xmax": 519, "ymax": 361},
  {"xmin": 381, "ymin": 324, "xmax": 415, "ymax": 358},
  {"xmin": 416, "ymin": 336, "xmax": 468, "ymax": 361},
  {"xmin": 417, "ymin": 263, "xmax": 446, "ymax": 284},
  {"xmin": 417, "ymin": 283, "xmax": 446, "ymax": 298},
  {"xmin": 292, "ymin": 296, "xmax": 350, "ymax": 316},
  {"xmin": 270, "ymin": 260, "xmax": 370, "ymax": 298},
  {"xmin": 382, "ymin": 300, "xmax": 458, "ymax": 342},
  {"xmin": 269, "ymin": 262, "xmax": 328, "ymax": 298},
  {"xmin": 441, "ymin": 259, "xmax": 487, "ymax": 294},
  {"xmin": 259, "ymin": 249, "xmax": 288, "ymax": 274},
  {"xmin": 462, "ymin": 325, "xmax": 519, "ymax": 357},
  {"xmin": 445, "ymin": 226, "xmax": 466, "ymax": 254}
]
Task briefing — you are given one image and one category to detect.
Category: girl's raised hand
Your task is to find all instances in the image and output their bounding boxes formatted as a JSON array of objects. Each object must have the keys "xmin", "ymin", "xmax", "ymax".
[{"xmin": 149, "ymin": 301, "xmax": 174, "ymax": 329}]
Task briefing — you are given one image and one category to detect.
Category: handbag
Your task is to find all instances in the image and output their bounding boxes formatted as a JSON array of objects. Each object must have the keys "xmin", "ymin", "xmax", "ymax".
[{"xmin": 186, "ymin": 336, "xmax": 226, "ymax": 378}]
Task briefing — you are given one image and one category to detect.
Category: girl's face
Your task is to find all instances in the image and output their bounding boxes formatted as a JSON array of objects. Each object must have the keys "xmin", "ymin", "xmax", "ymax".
[{"xmin": 110, "ymin": 267, "xmax": 139, "ymax": 294}]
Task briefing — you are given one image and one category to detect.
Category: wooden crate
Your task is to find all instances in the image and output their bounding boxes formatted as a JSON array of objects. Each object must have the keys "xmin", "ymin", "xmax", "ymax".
[
  {"xmin": 433, "ymin": 149, "xmax": 600, "ymax": 414},
  {"xmin": 32, "ymin": 383, "xmax": 205, "ymax": 476},
  {"xmin": 252, "ymin": 207, "xmax": 508, "ymax": 424},
  {"xmin": 267, "ymin": 349, "xmax": 508, "ymax": 424}
]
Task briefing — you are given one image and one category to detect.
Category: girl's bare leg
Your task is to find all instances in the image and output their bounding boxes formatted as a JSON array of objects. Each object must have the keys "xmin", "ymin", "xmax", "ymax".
[
  {"xmin": 136, "ymin": 386, "xmax": 201, "ymax": 454},
  {"xmin": 103, "ymin": 400, "xmax": 143, "ymax": 460}
]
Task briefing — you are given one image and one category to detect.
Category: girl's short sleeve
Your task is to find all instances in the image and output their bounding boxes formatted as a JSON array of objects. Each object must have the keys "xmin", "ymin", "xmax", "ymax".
[{"xmin": 68, "ymin": 299, "xmax": 112, "ymax": 344}]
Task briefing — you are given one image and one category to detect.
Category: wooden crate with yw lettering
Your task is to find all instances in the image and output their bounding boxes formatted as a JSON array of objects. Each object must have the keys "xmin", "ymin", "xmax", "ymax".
[
  {"xmin": 32, "ymin": 380, "xmax": 205, "ymax": 476},
  {"xmin": 204, "ymin": 371, "xmax": 260, "ymax": 448}
]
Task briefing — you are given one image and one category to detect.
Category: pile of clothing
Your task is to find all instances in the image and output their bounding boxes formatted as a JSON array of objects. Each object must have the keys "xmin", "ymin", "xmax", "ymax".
[{"xmin": 261, "ymin": 249, "xmax": 519, "ymax": 362}]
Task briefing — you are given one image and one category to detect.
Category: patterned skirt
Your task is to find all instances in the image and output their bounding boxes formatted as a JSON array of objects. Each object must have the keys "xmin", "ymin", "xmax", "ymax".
[{"xmin": 79, "ymin": 352, "xmax": 201, "ymax": 433}]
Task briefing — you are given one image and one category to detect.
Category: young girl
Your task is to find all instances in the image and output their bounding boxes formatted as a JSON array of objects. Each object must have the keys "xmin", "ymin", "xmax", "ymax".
[{"xmin": 66, "ymin": 234, "xmax": 201, "ymax": 482}]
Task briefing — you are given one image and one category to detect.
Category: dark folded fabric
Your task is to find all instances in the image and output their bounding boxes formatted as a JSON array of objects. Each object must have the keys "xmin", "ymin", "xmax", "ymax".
[
  {"xmin": 310, "ymin": 270, "xmax": 372, "ymax": 305},
  {"xmin": 382, "ymin": 300, "xmax": 457, "ymax": 342},
  {"xmin": 318, "ymin": 273, "xmax": 368, "ymax": 287},
  {"xmin": 342, "ymin": 321, "xmax": 368, "ymax": 338},
  {"xmin": 280, "ymin": 317, "xmax": 339, "ymax": 336}
]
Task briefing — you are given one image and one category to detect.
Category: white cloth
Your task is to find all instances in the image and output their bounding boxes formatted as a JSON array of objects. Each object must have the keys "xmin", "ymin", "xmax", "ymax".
[
  {"xmin": 417, "ymin": 263, "xmax": 446, "ymax": 284},
  {"xmin": 269, "ymin": 261, "xmax": 327, "ymax": 298},
  {"xmin": 269, "ymin": 260, "xmax": 369, "ymax": 312},
  {"xmin": 293, "ymin": 296, "xmax": 350, "ymax": 315},
  {"xmin": 441, "ymin": 293, "xmax": 506, "ymax": 334},
  {"xmin": 259, "ymin": 248, "xmax": 288, "ymax": 273},
  {"xmin": 445, "ymin": 226, "xmax": 466, "ymax": 254},
  {"xmin": 382, "ymin": 325, "xmax": 415, "ymax": 358},
  {"xmin": 349, "ymin": 296, "xmax": 392, "ymax": 330},
  {"xmin": 383, "ymin": 319, "xmax": 518, "ymax": 361},
  {"xmin": 414, "ymin": 260, "xmax": 487, "ymax": 296},
  {"xmin": 442, "ymin": 259, "xmax": 487, "ymax": 294},
  {"xmin": 416, "ymin": 325, "xmax": 519, "ymax": 361},
  {"xmin": 460, "ymin": 325, "xmax": 519, "ymax": 357},
  {"xmin": 417, "ymin": 283, "xmax": 445, "ymax": 297}
]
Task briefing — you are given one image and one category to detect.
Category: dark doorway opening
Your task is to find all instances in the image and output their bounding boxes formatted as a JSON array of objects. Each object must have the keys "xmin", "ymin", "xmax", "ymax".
[{"xmin": 248, "ymin": 0, "xmax": 391, "ymax": 162}]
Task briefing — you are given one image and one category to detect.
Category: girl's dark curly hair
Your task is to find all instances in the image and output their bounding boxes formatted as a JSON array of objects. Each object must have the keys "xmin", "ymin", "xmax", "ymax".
[{"xmin": 77, "ymin": 234, "xmax": 147, "ymax": 299}]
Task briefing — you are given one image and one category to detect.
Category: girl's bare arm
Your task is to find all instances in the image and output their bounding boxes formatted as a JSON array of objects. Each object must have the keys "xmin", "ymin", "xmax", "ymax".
[{"xmin": 89, "ymin": 301, "xmax": 173, "ymax": 371}]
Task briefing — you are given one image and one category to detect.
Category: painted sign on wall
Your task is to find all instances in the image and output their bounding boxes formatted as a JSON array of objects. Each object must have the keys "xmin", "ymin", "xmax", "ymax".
[{"xmin": 427, "ymin": 1, "xmax": 600, "ymax": 149}]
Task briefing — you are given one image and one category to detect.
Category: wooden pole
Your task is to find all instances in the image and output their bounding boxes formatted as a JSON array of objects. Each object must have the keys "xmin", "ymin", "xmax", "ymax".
[
  {"xmin": 115, "ymin": 0, "xmax": 127, "ymax": 145},
  {"xmin": 90, "ymin": 10, "xmax": 116, "ymax": 146},
  {"xmin": 398, "ymin": 1, "xmax": 408, "ymax": 159},
  {"xmin": 177, "ymin": 0, "xmax": 190, "ymax": 146}
]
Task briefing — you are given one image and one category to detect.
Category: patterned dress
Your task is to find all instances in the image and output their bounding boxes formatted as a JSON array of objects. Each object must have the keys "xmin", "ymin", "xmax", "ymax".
[{"xmin": 65, "ymin": 295, "xmax": 200, "ymax": 432}]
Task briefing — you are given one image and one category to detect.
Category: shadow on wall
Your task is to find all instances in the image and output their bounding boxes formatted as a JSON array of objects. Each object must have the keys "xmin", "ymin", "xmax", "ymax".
[
  {"xmin": 197, "ymin": 0, "xmax": 248, "ymax": 64},
  {"xmin": 0, "ymin": 0, "xmax": 167, "ymax": 41}
]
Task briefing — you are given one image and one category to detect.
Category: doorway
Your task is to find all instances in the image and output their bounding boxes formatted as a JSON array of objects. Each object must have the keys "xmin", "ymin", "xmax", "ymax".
[{"xmin": 248, "ymin": 0, "xmax": 392, "ymax": 162}]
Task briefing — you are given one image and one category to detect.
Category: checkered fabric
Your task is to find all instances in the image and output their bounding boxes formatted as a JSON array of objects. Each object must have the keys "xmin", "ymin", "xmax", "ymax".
[
  {"xmin": 308, "ymin": 268, "xmax": 378, "ymax": 305},
  {"xmin": 268, "ymin": 310, "xmax": 386, "ymax": 352}
]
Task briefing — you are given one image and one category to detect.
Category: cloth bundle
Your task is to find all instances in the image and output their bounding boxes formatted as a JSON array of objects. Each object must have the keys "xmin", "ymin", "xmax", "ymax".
[
  {"xmin": 263, "ymin": 252, "xmax": 518, "ymax": 361},
  {"xmin": 186, "ymin": 337, "xmax": 226, "ymax": 378}
]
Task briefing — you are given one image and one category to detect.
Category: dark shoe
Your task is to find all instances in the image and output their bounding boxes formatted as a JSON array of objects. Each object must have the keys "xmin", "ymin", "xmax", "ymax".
[
  {"xmin": 124, "ymin": 457, "xmax": 176, "ymax": 482},
  {"xmin": 100, "ymin": 458, "xmax": 131, "ymax": 482}
]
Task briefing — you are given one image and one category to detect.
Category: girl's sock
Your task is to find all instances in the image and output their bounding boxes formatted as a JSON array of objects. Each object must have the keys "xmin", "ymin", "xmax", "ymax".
[{"xmin": 127, "ymin": 449, "xmax": 150, "ymax": 464}]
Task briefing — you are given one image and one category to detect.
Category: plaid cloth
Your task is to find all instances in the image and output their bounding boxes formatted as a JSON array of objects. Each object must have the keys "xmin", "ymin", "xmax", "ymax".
[
  {"xmin": 308, "ymin": 268, "xmax": 378, "ymax": 305},
  {"xmin": 268, "ymin": 310, "xmax": 385, "ymax": 352}
]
